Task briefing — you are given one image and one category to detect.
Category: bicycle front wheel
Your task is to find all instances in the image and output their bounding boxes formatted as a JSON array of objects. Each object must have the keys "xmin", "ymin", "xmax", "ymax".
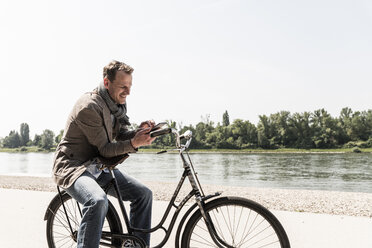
[
  {"xmin": 181, "ymin": 196, "xmax": 290, "ymax": 248},
  {"xmin": 46, "ymin": 191, "xmax": 122, "ymax": 248}
]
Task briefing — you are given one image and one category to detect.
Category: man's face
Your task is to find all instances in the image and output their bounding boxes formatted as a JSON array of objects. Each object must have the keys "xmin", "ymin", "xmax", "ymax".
[{"xmin": 104, "ymin": 71, "xmax": 132, "ymax": 104}]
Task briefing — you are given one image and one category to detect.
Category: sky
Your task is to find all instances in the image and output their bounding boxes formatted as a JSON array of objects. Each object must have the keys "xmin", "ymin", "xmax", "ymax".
[{"xmin": 0, "ymin": 0, "xmax": 371, "ymax": 138}]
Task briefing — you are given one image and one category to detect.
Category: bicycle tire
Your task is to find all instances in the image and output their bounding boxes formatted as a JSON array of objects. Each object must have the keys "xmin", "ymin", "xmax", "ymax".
[
  {"xmin": 46, "ymin": 192, "xmax": 122, "ymax": 248},
  {"xmin": 181, "ymin": 196, "xmax": 290, "ymax": 248}
]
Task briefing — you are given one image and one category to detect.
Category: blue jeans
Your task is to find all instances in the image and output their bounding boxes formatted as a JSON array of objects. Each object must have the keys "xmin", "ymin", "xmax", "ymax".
[{"xmin": 65, "ymin": 170, "xmax": 152, "ymax": 247}]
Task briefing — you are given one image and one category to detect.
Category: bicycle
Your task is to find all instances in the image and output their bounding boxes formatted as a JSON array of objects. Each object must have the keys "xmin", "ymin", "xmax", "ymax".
[{"xmin": 44, "ymin": 125, "xmax": 291, "ymax": 248}]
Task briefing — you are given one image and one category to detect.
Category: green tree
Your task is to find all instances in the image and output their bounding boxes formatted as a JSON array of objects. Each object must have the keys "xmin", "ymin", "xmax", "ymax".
[
  {"xmin": 230, "ymin": 119, "xmax": 257, "ymax": 148},
  {"xmin": 194, "ymin": 115, "xmax": 215, "ymax": 148},
  {"xmin": 338, "ymin": 107, "xmax": 353, "ymax": 144},
  {"xmin": 311, "ymin": 109, "xmax": 339, "ymax": 148},
  {"xmin": 206, "ymin": 124, "xmax": 236, "ymax": 149},
  {"xmin": 3, "ymin": 130, "xmax": 21, "ymax": 148},
  {"xmin": 288, "ymin": 112, "xmax": 314, "ymax": 148},
  {"xmin": 55, "ymin": 129, "xmax": 64, "ymax": 144},
  {"xmin": 20, "ymin": 123, "xmax": 30, "ymax": 146},
  {"xmin": 41, "ymin": 129, "xmax": 55, "ymax": 149},
  {"xmin": 257, "ymin": 115, "xmax": 276, "ymax": 148},
  {"xmin": 268, "ymin": 111, "xmax": 291, "ymax": 147},
  {"xmin": 33, "ymin": 134, "xmax": 42, "ymax": 147},
  {"xmin": 222, "ymin": 110, "xmax": 230, "ymax": 126},
  {"xmin": 365, "ymin": 110, "xmax": 372, "ymax": 139},
  {"xmin": 347, "ymin": 110, "xmax": 372, "ymax": 141}
]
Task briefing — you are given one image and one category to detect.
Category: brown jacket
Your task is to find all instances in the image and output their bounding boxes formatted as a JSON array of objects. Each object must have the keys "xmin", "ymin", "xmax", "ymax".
[{"xmin": 52, "ymin": 91, "xmax": 137, "ymax": 188}]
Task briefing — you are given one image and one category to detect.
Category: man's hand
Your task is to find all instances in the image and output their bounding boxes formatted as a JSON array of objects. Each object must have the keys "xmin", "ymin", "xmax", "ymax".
[
  {"xmin": 139, "ymin": 120, "xmax": 155, "ymax": 129},
  {"xmin": 130, "ymin": 128, "xmax": 156, "ymax": 149}
]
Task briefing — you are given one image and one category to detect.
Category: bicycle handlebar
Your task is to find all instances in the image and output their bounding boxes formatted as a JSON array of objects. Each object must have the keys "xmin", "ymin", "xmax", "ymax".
[
  {"xmin": 148, "ymin": 124, "xmax": 193, "ymax": 150},
  {"xmin": 179, "ymin": 130, "xmax": 192, "ymax": 140}
]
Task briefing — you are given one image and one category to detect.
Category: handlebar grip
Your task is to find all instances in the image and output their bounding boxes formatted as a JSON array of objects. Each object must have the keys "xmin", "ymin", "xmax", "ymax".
[{"xmin": 150, "ymin": 128, "xmax": 172, "ymax": 137}]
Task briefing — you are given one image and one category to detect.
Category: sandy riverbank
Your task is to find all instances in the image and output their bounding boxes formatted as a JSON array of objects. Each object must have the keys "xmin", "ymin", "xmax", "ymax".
[{"xmin": 0, "ymin": 175, "xmax": 371, "ymax": 217}]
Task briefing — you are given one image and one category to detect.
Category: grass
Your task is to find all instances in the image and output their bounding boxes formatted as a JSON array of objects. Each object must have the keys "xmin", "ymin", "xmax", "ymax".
[
  {"xmin": 0, "ymin": 146, "xmax": 54, "ymax": 153},
  {"xmin": 1, "ymin": 146, "xmax": 371, "ymax": 154},
  {"xmin": 139, "ymin": 147, "xmax": 372, "ymax": 154}
]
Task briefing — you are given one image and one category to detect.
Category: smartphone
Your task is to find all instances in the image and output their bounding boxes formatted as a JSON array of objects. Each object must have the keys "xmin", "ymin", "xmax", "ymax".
[{"xmin": 150, "ymin": 122, "xmax": 167, "ymax": 132}]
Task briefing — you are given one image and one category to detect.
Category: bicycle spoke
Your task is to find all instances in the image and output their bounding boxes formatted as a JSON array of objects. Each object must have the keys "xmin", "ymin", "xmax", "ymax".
[
  {"xmin": 226, "ymin": 205, "xmax": 235, "ymax": 244},
  {"xmin": 58, "ymin": 207, "xmax": 75, "ymax": 227},
  {"xmin": 240, "ymin": 208, "xmax": 252, "ymax": 244},
  {"xmin": 244, "ymin": 212, "xmax": 259, "ymax": 240},
  {"xmin": 53, "ymin": 230, "xmax": 71, "ymax": 237},
  {"xmin": 211, "ymin": 209, "xmax": 227, "ymax": 241},
  {"xmin": 239, "ymin": 216, "xmax": 267, "ymax": 246},
  {"xmin": 235, "ymin": 206, "xmax": 244, "ymax": 242},
  {"xmin": 195, "ymin": 220, "xmax": 209, "ymax": 233},
  {"xmin": 240, "ymin": 223, "xmax": 274, "ymax": 247},
  {"xmin": 242, "ymin": 231, "xmax": 277, "ymax": 247},
  {"xmin": 255, "ymin": 240, "xmax": 280, "ymax": 248},
  {"xmin": 192, "ymin": 217, "xmax": 224, "ymax": 247},
  {"xmin": 55, "ymin": 234, "xmax": 74, "ymax": 248},
  {"xmin": 64, "ymin": 201, "xmax": 80, "ymax": 227},
  {"xmin": 50, "ymin": 208, "xmax": 71, "ymax": 232},
  {"xmin": 72, "ymin": 200, "xmax": 79, "ymax": 229},
  {"xmin": 220, "ymin": 205, "xmax": 234, "ymax": 242},
  {"xmin": 191, "ymin": 231, "xmax": 219, "ymax": 247},
  {"xmin": 232, "ymin": 205, "xmax": 236, "ymax": 243}
]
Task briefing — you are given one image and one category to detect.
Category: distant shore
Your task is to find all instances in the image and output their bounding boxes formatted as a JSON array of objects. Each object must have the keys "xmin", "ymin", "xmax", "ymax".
[
  {"xmin": 1, "ymin": 147, "xmax": 372, "ymax": 153},
  {"xmin": 0, "ymin": 175, "xmax": 371, "ymax": 218}
]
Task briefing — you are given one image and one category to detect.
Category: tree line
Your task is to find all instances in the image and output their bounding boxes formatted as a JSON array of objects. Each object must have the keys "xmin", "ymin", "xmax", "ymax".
[
  {"xmin": 150, "ymin": 107, "xmax": 372, "ymax": 149},
  {"xmin": 0, "ymin": 123, "xmax": 63, "ymax": 150},
  {"xmin": 1, "ymin": 107, "xmax": 371, "ymax": 151}
]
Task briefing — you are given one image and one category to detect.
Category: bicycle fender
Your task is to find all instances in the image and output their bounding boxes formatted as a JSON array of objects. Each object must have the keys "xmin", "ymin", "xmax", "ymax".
[{"xmin": 175, "ymin": 202, "xmax": 198, "ymax": 248}]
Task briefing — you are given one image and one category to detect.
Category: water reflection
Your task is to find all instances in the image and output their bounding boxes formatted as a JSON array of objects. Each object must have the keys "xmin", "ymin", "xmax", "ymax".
[{"xmin": 0, "ymin": 152, "xmax": 371, "ymax": 193}]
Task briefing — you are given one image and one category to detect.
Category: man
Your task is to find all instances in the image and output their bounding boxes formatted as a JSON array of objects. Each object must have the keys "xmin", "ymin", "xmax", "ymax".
[{"xmin": 53, "ymin": 60, "xmax": 155, "ymax": 247}]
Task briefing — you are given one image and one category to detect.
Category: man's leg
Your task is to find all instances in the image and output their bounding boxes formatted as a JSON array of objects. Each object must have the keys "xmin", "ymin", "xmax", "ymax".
[
  {"xmin": 98, "ymin": 169, "xmax": 153, "ymax": 246},
  {"xmin": 65, "ymin": 171, "xmax": 108, "ymax": 248}
]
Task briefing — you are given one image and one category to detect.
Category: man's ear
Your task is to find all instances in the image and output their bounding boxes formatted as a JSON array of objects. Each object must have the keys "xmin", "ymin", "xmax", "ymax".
[{"xmin": 103, "ymin": 78, "xmax": 110, "ymax": 89}]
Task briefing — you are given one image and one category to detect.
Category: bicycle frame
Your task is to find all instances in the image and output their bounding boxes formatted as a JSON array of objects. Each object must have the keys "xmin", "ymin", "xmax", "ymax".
[
  {"xmin": 100, "ymin": 147, "xmax": 221, "ymax": 248},
  {"xmin": 56, "ymin": 128, "xmax": 230, "ymax": 248}
]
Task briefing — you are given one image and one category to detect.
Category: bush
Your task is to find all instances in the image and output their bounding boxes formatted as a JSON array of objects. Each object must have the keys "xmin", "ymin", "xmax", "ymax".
[
  {"xmin": 344, "ymin": 140, "xmax": 372, "ymax": 149},
  {"xmin": 343, "ymin": 141, "xmax": 356, "ymax": 148},
  {"xmin": 358, "ymin": 141, "xmax": 370, "ymax": 148},
  {"xmin": 365, "ymin": 138, "xmax": 372, "ymax": 148},
  {"xmin": 241, "ymin": 143, "xmax": 257, "ymax": 149},
  {"xmin": 20, "ymin": 146, "xmax": 27, "ymax": 152},
  {"xmin": 352, "ymin": 147, "xmax": 362, "ymax": 153}
]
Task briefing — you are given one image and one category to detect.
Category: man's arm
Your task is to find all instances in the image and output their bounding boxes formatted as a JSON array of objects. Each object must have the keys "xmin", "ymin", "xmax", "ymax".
[
  {"xmin": 116, "ymin": 120, "xmax": 154, "ymax": 141},
  {"xmin": 75, "ymin": 106, "xmax": 137, "ymax": 157},
  {"xmin": 116, "ymin": 127, "xmax": 136, "ymax": 141}
]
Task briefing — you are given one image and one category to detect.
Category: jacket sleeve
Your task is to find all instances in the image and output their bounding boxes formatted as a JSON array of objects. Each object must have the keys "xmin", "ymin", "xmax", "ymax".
[
  {"xmin": 116, "ymin": 126, "xmax": 136, "ymax": 141},
  {"xmin": 74, "ymin": 105, "xmax": 137, "ymax": 157}
]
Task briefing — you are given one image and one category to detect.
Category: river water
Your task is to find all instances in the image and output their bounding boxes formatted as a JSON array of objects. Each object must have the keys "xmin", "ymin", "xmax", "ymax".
[{"xmin": 0, "ymin": 152, "xmax": 371, "ymax": 193}]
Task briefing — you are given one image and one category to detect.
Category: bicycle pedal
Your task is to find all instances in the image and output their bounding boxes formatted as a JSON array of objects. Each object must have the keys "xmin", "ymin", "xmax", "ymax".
[{"xmin": 122, "ymin": 239, "xmax": 141, "ymax": 248}]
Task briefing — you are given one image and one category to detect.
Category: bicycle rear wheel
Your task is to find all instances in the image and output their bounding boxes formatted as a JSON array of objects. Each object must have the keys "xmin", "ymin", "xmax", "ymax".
[
  {"xmin": 181, "ymin": 196, "xmax": 290, "ymax": 248},
  {"xmin": 46, "ymin": 192, "xmax": 122, "ymax": 248}
]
